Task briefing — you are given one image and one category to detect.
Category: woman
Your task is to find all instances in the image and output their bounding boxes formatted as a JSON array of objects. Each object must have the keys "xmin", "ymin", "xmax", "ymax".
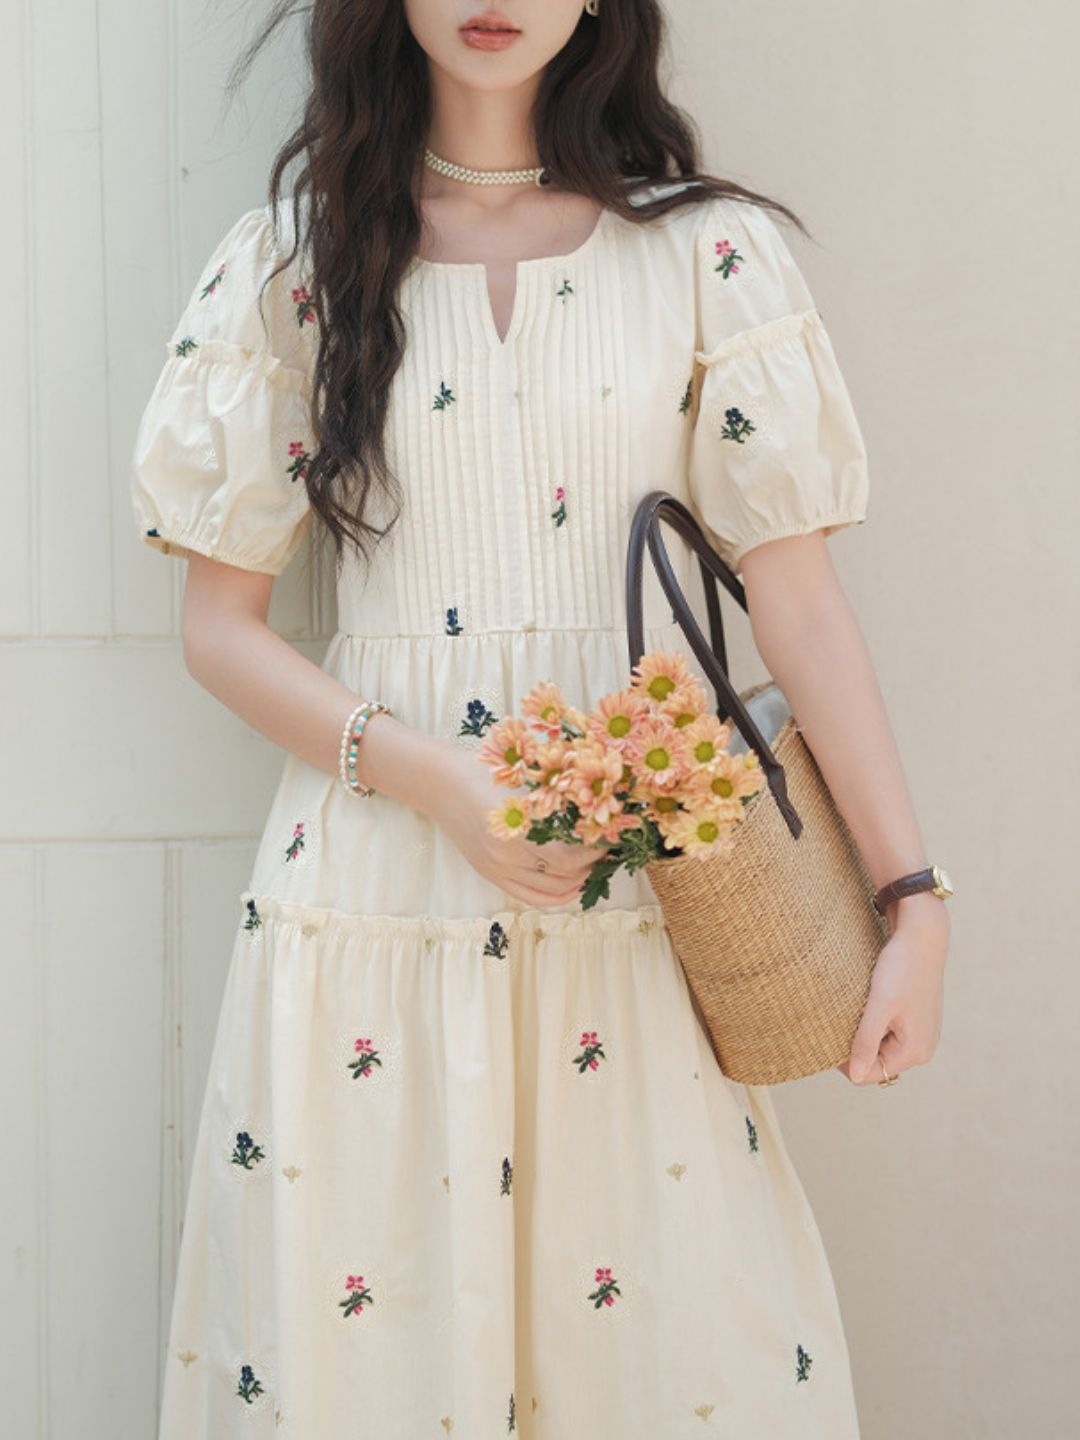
[{"xmin": 131, "ymin": 0, "xmax": 950, "ymax": 1434}]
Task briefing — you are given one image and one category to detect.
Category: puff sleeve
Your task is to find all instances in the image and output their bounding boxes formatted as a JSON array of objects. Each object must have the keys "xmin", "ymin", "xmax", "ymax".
[
  {"xmin": 130, "ymin": 204, "xmax": 318, "ymax": 575},
  {"xmin": 686, "ymin": 195, "xmax": 870, "ymax": 577}
]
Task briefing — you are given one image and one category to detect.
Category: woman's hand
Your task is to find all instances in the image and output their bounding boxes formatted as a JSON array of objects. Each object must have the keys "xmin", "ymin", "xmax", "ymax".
[
  {"xmin": 423, "ymin": 737, "xmax": 605, "ymax": 909},
  {"xmin": 839, "ymin": 895, "xmax": 950, "ymax": 1085}
]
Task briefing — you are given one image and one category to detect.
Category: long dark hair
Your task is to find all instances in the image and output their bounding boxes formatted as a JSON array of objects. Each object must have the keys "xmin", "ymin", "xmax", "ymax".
[{"xmin": 225, "ymin": 1, "xmax": 808, "ymax": 580}]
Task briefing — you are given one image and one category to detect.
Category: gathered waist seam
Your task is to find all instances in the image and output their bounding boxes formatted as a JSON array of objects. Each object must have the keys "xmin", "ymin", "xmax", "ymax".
[{"xmin": 332, "ymin": 619, "xmax": 682, "ymax": 640}]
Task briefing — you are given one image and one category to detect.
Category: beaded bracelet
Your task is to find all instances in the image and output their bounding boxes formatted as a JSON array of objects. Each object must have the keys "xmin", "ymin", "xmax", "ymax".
[{"xmin": 339, "ymin": 699, "xmax": 393, "ymax": 798}]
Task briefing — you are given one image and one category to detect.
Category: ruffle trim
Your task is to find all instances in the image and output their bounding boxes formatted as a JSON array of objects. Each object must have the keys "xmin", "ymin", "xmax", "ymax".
[
  {"xmin": 240, "ymin": 889, "xmax": 668, "ymax": 945},
  {"xmin": 160, "ymin": 337, "xmax": 313, "ymax": 397},
  {"xmin": 694, "ymin": 306, "xmax": 824, "ymax": 372}
]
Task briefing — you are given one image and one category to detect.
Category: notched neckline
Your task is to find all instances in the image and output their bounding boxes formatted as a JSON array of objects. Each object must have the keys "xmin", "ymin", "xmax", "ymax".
[{"xmin": 406, "ymin": 205, "xmax": 615, "ymax": 351}]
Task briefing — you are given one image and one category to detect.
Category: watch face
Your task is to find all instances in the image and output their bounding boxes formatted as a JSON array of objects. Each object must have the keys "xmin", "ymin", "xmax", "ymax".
[{"xmin": 931, "ymin": 864, "xmax": 953, "ymax": 898}]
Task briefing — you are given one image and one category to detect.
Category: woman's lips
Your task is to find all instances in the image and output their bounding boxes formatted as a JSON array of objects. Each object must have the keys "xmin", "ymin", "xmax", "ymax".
[{"xmin": 459, "ymin": 16, "xmax": 520, "ymax": 51}]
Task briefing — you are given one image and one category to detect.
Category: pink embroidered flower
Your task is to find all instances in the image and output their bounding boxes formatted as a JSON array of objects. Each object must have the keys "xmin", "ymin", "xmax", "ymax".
[
  {"xmin": 551, "ymin": 484, "xmax": 567, "ymax": 527},
  {"xmin": 588, "ymin": 1266, "xmax": 622, "ymax": 1309},
  {"xmin": 339, "ymin": 1273, "xmax": 374, "ymax": 1318},
  {"xmin": 286, "ymin": 441, "xmax": 312, "ymax": 482},
  {"xmin": 200, "ymin": 264, "xmax": 225, "ymax": 300},
  {"xmin": 291, "ymin": 284, "xmax": 316, "ymax": 326},
  {"xmin": 713, "ymin": 239, "xmax": 745, "ymax": 279},
  {"xmin": 573, "ymin": 1030, "xmax": 606, "ymax": 1073},
  {"xmin": 348, "ymin": 1038, "xmax": 383, "ymax": 1080}
]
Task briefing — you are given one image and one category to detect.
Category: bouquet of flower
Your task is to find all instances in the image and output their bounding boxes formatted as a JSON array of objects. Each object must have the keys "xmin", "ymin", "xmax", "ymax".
[{"xmin": 480, "ymin": 649, "xmax": 767, "ymax": 909}]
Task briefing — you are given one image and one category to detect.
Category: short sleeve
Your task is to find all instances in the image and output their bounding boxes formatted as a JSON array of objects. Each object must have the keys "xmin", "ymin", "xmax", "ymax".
[
  {"xmin": 686, "ymin": 195, "xmax": 870, "ymax": 577},
  {"xmin": 130, "ymin": 203, "xmax": 318, "ymax": 576}
]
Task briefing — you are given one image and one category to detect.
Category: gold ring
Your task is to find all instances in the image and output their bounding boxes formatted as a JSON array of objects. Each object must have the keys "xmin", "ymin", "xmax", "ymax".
[{"xmin": 877, "ymin": 1056, "xmax": 900, "ymax": 1086}]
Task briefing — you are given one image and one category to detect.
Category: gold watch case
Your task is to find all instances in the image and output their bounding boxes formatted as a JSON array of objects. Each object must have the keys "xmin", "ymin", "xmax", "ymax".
[{"xmin": 930, "ymin": 863, "xmax": 954, "ymax": 899}]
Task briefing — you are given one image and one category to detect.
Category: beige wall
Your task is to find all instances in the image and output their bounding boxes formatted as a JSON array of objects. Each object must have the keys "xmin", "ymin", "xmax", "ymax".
[
  {"xmin": 670, "ymin": 1, "xmax": 1080, "ymax": 1434},
  {"xmin": 2, "ymin": 0, "xmax": 1075, "ymax": 1434}
]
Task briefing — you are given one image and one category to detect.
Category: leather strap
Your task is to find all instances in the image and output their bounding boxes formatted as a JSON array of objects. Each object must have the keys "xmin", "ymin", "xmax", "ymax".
[
  {"xmin": 872, "ymin": 866, "xmax": 948, "ymax": 915},
  {"xmin": 625, "ymin": 490, "xmax": 803, "ymax": 841}
]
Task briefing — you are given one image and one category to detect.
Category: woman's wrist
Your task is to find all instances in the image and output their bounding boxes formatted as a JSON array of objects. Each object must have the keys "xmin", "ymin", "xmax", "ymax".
[
  {"xmin": 887, "ymin": 889, "xmax": 951, "ymax": 937},
  {"xmin": 344, "ymin": 707, "xmax": 459, "ymax": 819}
]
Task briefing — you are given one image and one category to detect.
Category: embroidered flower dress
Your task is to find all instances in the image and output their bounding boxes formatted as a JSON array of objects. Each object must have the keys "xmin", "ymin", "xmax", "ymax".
[{"xmin": 131, "ymin": 178, "xmax": 870, "ymax": 1437}]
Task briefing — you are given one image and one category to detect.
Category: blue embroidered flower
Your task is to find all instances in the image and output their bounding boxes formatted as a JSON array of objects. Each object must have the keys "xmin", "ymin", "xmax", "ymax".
[
  {"xmin": 459, "ymin": 698, "xmax": 498, "ymax": 738},
  {"xmin": 796, "ymin": 1343, "xmax": 813, "ymax": 1382},
  {"xmin": 445, "ymin": 606, "xmax": 463, "ymax": 635},
  {"xmin": 231, "ymin": 1131, "xmax": 265, "ymax": 1169},
  {"xmin": 484, "ymin": 921, "xmax": 509, "ymax": 958},
  {"xmin": 719, "ymin": 406, "xmax": 755, "ymax": 444},
  {"xmin": 236, "ymin": 1363, "xmax": 264, "ymax": 1403}
]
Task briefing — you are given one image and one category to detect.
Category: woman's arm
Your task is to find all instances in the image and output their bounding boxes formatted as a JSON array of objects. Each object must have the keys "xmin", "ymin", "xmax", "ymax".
[
  {"xmin": 739, "ymin": 531, "xmax": 950, "ymax": 1086},
  {"xmin": 180, "ymin": 554, "xmax": 598, "ymax": 909}
]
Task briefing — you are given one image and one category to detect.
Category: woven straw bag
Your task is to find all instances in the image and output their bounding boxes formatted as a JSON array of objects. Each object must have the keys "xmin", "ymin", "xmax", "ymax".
[{"xmin": 626, "ymin": 491, "xmax": 889, "ymax": 1086}]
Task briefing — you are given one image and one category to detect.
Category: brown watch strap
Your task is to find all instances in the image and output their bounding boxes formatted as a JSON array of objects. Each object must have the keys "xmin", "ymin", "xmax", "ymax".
[{"xmin": 873, "ymin": 866, "xmax": 949, "ymax": 916}]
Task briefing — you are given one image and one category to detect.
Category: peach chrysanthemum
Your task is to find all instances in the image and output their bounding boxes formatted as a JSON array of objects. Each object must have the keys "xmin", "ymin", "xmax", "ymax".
[
  {"xmin": 574, "ymin": 806, "xmax": 641, "ymax": 847},
  {"xmin": 659, "ymin": 805, "xmax": 739, "ymax": 859},
  {"xmin": 624, "ymin": 715, "xmax": 691, "ymax": 792},
  {"xmin": 652, "ymin": 678, "xmax": 710, "ymax": 729},
  {"xmin": 486, "ymin": 794, "xmax": 534, "ymax": 840},
  {"xmin": 629, "ymin": 650, "xmax": 697, "ymax": 708},
  {"xmin": 562, "ymin": 742, "xmax": 626, "ymax": 824},
  {"xmin": 477, "ymin": 718, "xmax": 538, "ymax": 786},
  {"xmin": 584, "ymin": 688, "xmax": 652, "ymax": 751},
  {"xmin": 686, "ymin": 748, "xmax": 766, "ymax": 807},
  {"xmin": 526, "ymin": 738, "xmax": 574, "ymax": 819},
  {"xmin": 678, "ymin": 713, "xmax": 737, "ymax": 772},
  {"xmin": 521, "ymin": 681, "xmax": 571, "ymax": 739}
]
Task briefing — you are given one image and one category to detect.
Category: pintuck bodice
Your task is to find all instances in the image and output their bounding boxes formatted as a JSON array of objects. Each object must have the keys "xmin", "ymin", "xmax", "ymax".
[
  {"xmin": 333, "ymin": 200, "xmax": 701, "ymax": 642},
  {"xmin": 130, "ymin": 177, "xmax": 871, "ymax": 920}
]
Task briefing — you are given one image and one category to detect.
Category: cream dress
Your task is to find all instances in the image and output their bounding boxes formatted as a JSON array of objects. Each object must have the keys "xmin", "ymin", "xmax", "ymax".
[{"xmin": 131, "ymin": 177, "xmax": 871, "ymax": 1437}]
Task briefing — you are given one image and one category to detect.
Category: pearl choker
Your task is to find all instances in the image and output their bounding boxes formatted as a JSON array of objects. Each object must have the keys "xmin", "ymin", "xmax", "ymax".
[{"xmin": 424, "ymin": 145, "xmax": 550, "ymax": 188}]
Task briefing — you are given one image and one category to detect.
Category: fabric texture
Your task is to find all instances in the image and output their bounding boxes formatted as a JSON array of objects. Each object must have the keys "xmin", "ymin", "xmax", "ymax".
[{"xmin": 132, "ymin": 180, "xmax": 868, "ymax": 1437}]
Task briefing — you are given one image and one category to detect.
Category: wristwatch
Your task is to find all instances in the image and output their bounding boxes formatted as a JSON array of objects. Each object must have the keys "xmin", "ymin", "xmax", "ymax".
[{"xmin": 872, "ymin": 864, "xmax": 953, "ymax": 916}]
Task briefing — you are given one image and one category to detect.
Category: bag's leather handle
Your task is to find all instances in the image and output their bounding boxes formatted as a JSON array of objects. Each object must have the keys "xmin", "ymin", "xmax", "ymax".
[{"xmin": 626, "ymin": 490, "xmax": 803, "ymax": 840}]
